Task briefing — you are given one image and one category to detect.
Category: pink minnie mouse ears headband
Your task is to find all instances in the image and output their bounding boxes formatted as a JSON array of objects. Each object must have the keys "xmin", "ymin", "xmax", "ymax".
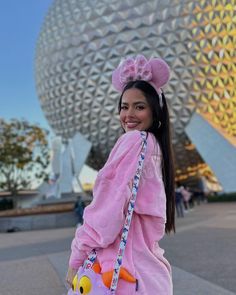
[{"xmin": 112, "ymin": 55, "xmax": 170, "ymax": 107}]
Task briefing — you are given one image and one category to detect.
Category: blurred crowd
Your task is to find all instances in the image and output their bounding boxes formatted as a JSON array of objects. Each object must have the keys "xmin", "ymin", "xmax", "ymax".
[
  {"xmin": 73, "ymin": 182, "xmax": 211, "ymax": 223},
  {"xmin": 175, "ymin": 182, "xmax": 208, "ymax": 218}
]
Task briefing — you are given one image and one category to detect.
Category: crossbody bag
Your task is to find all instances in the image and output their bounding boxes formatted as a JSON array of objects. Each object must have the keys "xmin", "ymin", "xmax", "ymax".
[{"xmin": 67, "ymin": 131, "xmax": 147, "ymax": 295}]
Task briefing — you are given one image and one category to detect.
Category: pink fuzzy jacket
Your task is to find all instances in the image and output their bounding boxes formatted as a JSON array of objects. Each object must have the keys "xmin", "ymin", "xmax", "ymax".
[{"xmin": 69, "ymin": 130, "xmax": 173, "ymax": 294}]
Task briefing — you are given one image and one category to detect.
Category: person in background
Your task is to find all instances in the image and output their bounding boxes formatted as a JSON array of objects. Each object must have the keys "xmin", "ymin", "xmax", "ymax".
[
  {"xmin": 74, "ymin": 195, "xmax": 85, "ymax": 226},
  {"xmin": 175, "ymin": 185, "xmax": 184, "ymax": 218},
  {"xmin": 179, "ymin": 185, "xmax": 191, "ymax": 212}
]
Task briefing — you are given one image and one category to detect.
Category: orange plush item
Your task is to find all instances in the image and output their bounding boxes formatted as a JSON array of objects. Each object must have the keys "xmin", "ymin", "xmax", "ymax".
[
  {"xmin": 92, "ymin": 262, "xmax": 136, "ymax": 289},
  {"xmin": 102, "ymin": 267, "xmax": 136, "ymax": 289}
]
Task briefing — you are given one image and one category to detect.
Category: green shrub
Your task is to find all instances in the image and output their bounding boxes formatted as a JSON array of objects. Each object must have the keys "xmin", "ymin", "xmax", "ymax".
[
  {"xmin": 208, "ymin": 192, "xmax": 236, "ymax": 202},
  {"xmin": 0, "ymin": 198, "xmax": 14, "ymax": 210}
]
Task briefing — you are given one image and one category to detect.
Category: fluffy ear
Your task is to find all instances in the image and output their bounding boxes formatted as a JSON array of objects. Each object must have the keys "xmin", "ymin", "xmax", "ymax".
[
  {"xmin": 149, "ymin": 58, "xmax": 170, "ymax": 89},
  {"xmin": 112, "ymin": 67, "xmax": 123, "ymax": 92}
]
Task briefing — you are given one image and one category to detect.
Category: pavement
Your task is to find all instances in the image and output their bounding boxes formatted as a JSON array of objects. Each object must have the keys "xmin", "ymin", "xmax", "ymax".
[{"xmin": 0, "ymin": 202, "xmax": 235, "ymax": 295}]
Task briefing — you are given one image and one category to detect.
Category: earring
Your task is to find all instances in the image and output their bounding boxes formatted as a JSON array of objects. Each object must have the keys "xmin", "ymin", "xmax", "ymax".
[{"xmin": 153, "ymin": 119, "xmax": 161, "ymax": 129}]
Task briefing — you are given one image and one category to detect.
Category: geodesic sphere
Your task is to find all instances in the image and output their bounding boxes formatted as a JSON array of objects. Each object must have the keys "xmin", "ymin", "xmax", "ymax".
[{"xmin": 35, "ymin": 0, "xmax": 236, "ymax": 172}]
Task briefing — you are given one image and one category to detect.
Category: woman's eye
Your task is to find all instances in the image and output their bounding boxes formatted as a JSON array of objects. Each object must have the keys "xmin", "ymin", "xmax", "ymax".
[
  {"xmin": 120, "ymin": 105, "xmax": 145, "ymax": 110},
  {"xmin": 136, "ymin": 105, "xmax": 145, "ymax": 110}
]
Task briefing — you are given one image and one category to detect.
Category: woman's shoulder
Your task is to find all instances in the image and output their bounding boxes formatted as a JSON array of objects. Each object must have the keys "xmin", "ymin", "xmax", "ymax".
[
  {"xmin": 116, "ymin": 130, "xmax": 159, "ymax": 157},
  {"xmin": 118, "ymin": 130, "xmax": 155, "ymax": 144},
  {"xmin": 110, "ymin": 130, "xmax": 142, "ymax": 158},
  {"xmin": 119, "ymin": 130, "xmax": 141, "ymax": 142}
]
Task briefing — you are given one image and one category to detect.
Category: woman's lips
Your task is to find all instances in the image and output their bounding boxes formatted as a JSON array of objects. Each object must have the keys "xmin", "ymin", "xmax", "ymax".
[{"xmin": 126, "ymin": 122, "xmax": 139, "ymax": 128}]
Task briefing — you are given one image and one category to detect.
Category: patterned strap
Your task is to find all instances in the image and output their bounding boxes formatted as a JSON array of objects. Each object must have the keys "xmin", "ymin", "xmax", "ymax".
[
  {"xmin": 110, "ymin": 131, "xmax": 147, "ymax": 293},
  {"xmin": 83, "ymin": 131, "xmax": 147, "ymax": 293},
  {"xmin": 83, "ymin": 248, "xmax": 97, "ymax": 269}
]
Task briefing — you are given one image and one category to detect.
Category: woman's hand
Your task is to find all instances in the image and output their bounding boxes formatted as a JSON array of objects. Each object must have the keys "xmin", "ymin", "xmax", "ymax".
[{"xmin": 66, "ymin": 266, "xmax": 78, "ymax": 288}]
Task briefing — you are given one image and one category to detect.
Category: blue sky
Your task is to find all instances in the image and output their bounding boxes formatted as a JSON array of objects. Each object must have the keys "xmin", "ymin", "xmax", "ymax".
[
  {"xmin": 0, "ymin": 0, "xmax": 53, "ymax": 132},
  {"xmin": 0, "ymin": 1, "xmax": 98, "ymax": 181}
]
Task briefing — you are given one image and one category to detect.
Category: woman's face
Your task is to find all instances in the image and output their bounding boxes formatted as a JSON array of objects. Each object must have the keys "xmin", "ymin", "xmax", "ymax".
[{"xmin": 119, "ymin": 88, "xmax": 153, "ymax": 132}]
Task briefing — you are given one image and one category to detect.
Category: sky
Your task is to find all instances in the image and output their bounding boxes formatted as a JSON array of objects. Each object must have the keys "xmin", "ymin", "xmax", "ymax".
[
  {"xmin": 0, "ymin": 0, "xmax": 53, "ymax": 131},
  {"xmin": 0, "ymin": 1, "xmax": 98, "ymax": 183}
]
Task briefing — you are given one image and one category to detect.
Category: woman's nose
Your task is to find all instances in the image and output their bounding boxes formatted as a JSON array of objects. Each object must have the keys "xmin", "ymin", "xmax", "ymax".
[{"xmin": 126, "ymin": 107, "xmax": 135, "ymax": 117}]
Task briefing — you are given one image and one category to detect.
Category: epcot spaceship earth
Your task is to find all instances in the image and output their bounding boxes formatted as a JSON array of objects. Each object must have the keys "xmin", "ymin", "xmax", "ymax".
[{"xmin": 35, "ymin": 0, "xmax": 236, "ymax": 187}]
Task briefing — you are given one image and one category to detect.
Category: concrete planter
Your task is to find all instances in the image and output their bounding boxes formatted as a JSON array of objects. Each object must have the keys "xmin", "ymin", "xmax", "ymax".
[{"xmin": 0, "ymin": 211, "xmax": 77, "ymax": 233}]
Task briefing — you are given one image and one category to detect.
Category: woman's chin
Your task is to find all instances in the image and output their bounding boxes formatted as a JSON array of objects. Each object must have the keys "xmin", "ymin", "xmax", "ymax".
[{"xmin": 125, "ymin": 127, "xmax": 141, "ymax": 132}]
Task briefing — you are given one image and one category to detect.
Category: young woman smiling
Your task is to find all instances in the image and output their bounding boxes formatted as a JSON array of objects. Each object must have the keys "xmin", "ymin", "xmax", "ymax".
[{"xmin": 66, "ymin": 55, "xmax": 175, "ymax": 295}]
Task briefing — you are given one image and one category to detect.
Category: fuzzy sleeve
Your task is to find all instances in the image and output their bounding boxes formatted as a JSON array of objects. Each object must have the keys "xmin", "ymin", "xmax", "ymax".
[{"xmin": 69, "ymin": 130, "xmax": 153, "ymax": 269}]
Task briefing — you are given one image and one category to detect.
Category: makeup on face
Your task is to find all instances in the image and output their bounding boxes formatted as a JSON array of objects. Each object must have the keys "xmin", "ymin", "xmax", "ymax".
[{"xmin": 119, "ymin": 88, "xmax": 153, "ymax": 132}]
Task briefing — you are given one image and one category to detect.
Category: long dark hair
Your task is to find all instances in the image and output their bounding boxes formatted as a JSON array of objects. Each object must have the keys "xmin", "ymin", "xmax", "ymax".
[{"xmin": 118, "ymin": 80, "xmax": 175, "ymax": 234}]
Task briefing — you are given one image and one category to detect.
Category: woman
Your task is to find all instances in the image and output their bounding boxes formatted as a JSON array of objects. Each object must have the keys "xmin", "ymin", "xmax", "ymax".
[{"xmin": 66, "ymin": 55, "xmax": 175, "ymax": 294}]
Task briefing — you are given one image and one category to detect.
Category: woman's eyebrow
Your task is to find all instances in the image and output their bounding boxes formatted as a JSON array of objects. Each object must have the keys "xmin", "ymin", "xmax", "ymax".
[{"xmin": 121, "ymin": 101, "xmax": 147, "ymax": 105}]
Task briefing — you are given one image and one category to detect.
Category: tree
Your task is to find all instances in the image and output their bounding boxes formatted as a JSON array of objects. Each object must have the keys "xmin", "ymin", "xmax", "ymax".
[{"xmin": 0, "ymin": 119, "xmax": 50, "ymax": 195}]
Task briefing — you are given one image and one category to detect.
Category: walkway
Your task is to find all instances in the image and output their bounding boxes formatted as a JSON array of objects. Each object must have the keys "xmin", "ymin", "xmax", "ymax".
[{"xmin": 0, "ymin": 202, "xmax": 235, "ymax": 295}]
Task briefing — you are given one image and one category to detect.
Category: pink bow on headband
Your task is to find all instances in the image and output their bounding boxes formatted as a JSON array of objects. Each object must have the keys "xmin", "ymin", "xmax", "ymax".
[{"xmin": 112, "ymin": 55, "xmax": 170, "ymax": 95}]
